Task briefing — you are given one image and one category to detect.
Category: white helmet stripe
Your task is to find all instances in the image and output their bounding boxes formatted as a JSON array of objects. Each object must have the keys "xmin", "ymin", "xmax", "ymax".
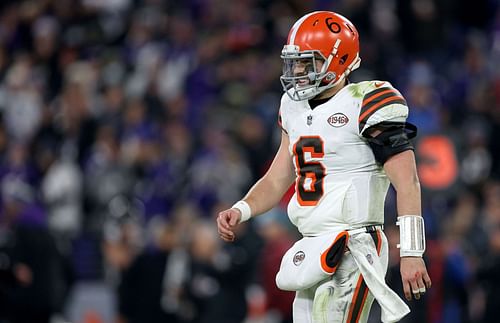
[{"xmin": 289, "ymin": 11, "xmax": 317, "ymax": 45}]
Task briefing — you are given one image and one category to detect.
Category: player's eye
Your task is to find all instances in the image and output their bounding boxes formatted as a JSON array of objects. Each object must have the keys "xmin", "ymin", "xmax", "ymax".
[{"xmin": 293, "ymin": 60, "xmax": 313, "ymax": 71}]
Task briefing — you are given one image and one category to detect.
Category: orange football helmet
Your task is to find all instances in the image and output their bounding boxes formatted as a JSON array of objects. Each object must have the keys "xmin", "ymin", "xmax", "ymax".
[{"xmin": 281, "ymin": 11, "xmax": 361, "ymax": 101}]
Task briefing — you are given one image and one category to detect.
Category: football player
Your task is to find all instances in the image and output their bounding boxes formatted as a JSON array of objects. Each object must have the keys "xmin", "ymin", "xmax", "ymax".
[{"xmin": 217, "ymin": 11, "xmax": 431, "ymax": 323}]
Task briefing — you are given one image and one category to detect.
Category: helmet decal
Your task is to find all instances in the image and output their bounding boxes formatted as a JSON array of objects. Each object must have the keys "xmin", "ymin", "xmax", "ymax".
[{"xmin": 325, "ymin": 18, "xmax": 341, "ymax": 34}]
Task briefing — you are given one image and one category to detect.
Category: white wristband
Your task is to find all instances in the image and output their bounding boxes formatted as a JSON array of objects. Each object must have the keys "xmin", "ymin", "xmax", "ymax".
[
  {"xmin": 396, "ymin": 215, "xmax": 426, "ymax": 257},
  {"xmin": 231, "ymin": 200, "xmax": 252, "ymax": 223}
]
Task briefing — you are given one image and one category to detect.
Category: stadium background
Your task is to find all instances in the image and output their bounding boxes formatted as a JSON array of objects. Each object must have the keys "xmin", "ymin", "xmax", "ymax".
[{"xmin": 0, "ymin": 0, "xmax": 499, "ymax": 322}]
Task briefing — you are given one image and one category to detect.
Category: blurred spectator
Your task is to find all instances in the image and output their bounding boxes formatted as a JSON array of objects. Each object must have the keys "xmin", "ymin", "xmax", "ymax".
[
  {"xmin": 189, "ymin": 127, "xmax": 252, "ymax": 213},
  {"xmin": 255, "ymin": 209, "xmax": 296, "ymax": 323},
  {"xmin": 117, "ymin": 217, "xmax": 183, "ymax": 323},
  {"xmin": 0, "ymin": 177, "xmax": 68, "ymax": 323},
  {"xmin": 183, "ymin": 210, "xmax": 263, "ymax": 323},
  {"xmin": 41, "ymin": 150, "xmax": 83, "ymax": 237},
  {"xmin": 235, "ymin": 114, "xmax": 274, "ymax": 182},
  {"xmin": 459, "ymin": 119, "xmax": 492, "ymax": 186},
  {"xmin": 405, "ymin": 61, "xmax": 443, "ymax": 135},
  {"xmin": 476, "ymin": 222, "xmax": 500, "ymax": 323},
  {"xmin": 439, "ymin": 213, "xmax": 473, "ymax": 323},
  {"xmin": 0, "ymin": 55, "xmax": 42, "ymax": 142},
  {"xmin": 0, "ymin": 0, "xmax": 498, "ymax": 322}
]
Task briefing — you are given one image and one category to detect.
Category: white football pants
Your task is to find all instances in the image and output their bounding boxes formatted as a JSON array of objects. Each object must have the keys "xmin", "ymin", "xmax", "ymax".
[{"xmin": 292, "ymin": 230, "xmax": 388, "ymax": 323}]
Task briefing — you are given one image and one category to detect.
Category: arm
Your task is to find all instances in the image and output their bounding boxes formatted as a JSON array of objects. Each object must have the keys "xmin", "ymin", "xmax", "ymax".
[
  {"xmin": 217, "ymin": 131, "xmax": 295, "ymax": 242},
  {"xmin": 384, "ymin": 150, "xmax": 421, "ymax": 215},
  {"xmin": 384, "ymin": 150, "xmax": 432, "ymax": 301}
]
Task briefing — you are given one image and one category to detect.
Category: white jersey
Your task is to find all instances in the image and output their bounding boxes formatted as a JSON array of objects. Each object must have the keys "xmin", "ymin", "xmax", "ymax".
[{"xmin": 279, "ymin": 80, "xmax": 409, "ymax": 236}]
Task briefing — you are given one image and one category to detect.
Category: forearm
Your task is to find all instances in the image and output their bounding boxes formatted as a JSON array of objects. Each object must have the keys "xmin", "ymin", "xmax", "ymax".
[
  {"xmin": 384, "ymin": 150, "xmax": 422, "ymax": 216},
  {"xmin": 395, "ymin": 174, "xmax": 421, "ymax": 216},
  {"xmin": 385, "ymin": 150, "xmax": 426, "ymax": 258},
  {"xmin": 242, "ymin": 174, "xmax": 294, "ymax": 216}
]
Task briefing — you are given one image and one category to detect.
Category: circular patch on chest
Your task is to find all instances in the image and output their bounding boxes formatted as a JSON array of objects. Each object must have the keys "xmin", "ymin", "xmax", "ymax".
[{"xmin": 327, "ymin": 113, "xmax": 349, "ymax": 127}]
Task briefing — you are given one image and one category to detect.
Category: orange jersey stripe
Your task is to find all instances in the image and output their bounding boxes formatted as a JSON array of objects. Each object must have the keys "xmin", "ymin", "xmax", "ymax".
[
  {"xmin": 358, "ymin": 95, "xmax": 405, "ymax": 122},
  {"xmin": 354, "ymin": 287, "xmax": 370, "ymax": 323},
  {"xmin": 362, "ymin": 88, "xmax": 397, "ymax": 107},
  {"xmin": 346, "ymin": 275, "xmax": 365, "ymax": 323},
  {"xmin": 376, "ymin": 230, "xmax": 382, "ymax": 256}
]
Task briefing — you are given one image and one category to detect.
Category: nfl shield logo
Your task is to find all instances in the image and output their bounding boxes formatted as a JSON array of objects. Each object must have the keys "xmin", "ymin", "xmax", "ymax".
[{"xmin": 366, "ymin": 254, "xmax": 373, "ymax": 265}]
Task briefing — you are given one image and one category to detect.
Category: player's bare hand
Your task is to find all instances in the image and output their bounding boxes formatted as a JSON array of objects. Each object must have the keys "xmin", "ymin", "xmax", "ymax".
[
  {"xmin": 216, "ymin": 208, "xmax": 241, "ymax": 242},
  {"xmin": 400, "ymin": 257, "xmax": 431, "ymax": 301}
]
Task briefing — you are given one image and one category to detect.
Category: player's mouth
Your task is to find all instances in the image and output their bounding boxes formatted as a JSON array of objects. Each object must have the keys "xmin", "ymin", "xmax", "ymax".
[{"xmin": 297, "ymin": 78, "xmax": 311, "ymax": 87}]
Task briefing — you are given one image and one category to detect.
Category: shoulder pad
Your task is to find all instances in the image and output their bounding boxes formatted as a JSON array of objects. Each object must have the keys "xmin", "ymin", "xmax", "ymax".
[{"xmin": 358, "ymin": 81, "xmax": 408, "ymax": 134}]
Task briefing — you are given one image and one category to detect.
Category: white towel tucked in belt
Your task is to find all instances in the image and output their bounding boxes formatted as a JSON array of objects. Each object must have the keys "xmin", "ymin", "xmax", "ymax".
[{"xmin": 348, "ymin": 232, "xmax": 410, "ymax": 323}]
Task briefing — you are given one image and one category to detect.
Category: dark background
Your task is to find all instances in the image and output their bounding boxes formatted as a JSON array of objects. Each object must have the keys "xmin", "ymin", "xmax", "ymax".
[{"xmin": 0, "ymin": 0, "xmax": 499, "ymax": 323}]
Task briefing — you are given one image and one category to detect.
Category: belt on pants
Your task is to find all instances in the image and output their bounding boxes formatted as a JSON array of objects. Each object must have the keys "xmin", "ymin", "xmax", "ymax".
[{"xmin": 347, "ymin": 224, "xmax": 384, "ymax": 235}]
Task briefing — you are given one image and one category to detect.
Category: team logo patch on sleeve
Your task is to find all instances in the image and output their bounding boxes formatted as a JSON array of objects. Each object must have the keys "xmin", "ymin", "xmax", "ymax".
[
  {"xmin": 358, "ymin": 87, "xmax": 407, "ymax": 132},
  {"xmin": 328, "ymin": 113, "xmax": 349, "ymax": 127}
]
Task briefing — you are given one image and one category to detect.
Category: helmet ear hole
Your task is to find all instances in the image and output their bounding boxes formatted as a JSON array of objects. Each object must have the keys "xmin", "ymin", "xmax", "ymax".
[
  {"xmin": 339, "ymin": 54, "xmax": 349, "ymax": 65},
  {"xmin": 325, "ymin": 72, "xmax": 335, "ymax": 82}
]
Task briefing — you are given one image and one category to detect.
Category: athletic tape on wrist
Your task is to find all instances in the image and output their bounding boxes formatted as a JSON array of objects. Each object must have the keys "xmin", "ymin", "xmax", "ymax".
[
  {"xmin": 396, "ymin": 215, "xmax": 426, "ymax": 257},
  {"xmin": 232, "ymin": 200, "xmax": 252, "ymax": 223}
]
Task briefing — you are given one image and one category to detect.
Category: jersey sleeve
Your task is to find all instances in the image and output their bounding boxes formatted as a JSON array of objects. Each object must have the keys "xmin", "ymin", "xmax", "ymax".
[
  {"xmin": 358, "ymin": 81, "xmax": 409, "ymax": 136},
  {"xmin": 278, "ymin": 94, "xmax": 289, "ymax": 134}
]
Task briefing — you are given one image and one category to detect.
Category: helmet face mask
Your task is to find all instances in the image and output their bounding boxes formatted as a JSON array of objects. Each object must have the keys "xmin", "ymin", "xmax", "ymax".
[
  {"xmin": 280, "ymin": 49, "xmax": 331, "ymax": 101},
  {"xmin": 281, "ymin": 11, "xmax": 361, "ymax": 101}
]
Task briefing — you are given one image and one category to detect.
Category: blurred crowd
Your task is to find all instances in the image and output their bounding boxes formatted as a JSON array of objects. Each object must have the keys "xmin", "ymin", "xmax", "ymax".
[{"xmin": 0, "ymin": 0, "xmax": 500, "ymax": 323}]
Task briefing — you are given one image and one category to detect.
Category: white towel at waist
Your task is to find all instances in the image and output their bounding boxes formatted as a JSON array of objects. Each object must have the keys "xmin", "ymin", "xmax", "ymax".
[{"xmin": 348, "ymin": 232, "xmax": 410, "ymax": 323}]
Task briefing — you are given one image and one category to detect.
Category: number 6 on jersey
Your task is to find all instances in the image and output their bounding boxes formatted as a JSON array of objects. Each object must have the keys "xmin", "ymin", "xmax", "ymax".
[{"xmin": 293, "ymin": 136, "xmax": 326, "ymax": 206}]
